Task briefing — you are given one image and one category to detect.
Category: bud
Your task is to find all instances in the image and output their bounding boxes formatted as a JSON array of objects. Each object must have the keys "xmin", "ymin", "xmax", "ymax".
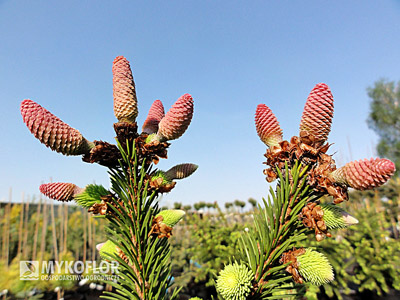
[
  {"xmin": 39, "ymin": 182, "xmax": 83, "ymax": 202},
  {"xmin": 74, "ymin": 184, "xmax": 109, "ymax": 208},
  {"xmin": 20, "ymin": 99, "xmax": 94, "ymax": 155},
  {"xmin": 216, "ymin": 262, "xmax": 253, "ymax": 300},
  {"xmin": 319, "ymin": 203, "xmax": 358, "ymax": 229},
  {"xmin": 330, "ymin": 158, "xmax": 395, "ymax": 190},
  {"xmin": 113, "ymin": 56, "xmax": 138, "ymax": 123},
  {"xmin": 142, "ymin": 100, "xmax": 165, "ymax": 134},
  {"xmin": 254, "ymin": 104, "xmax": 283, "ymax": 147},
  {"xmin": 156, "ymin": 209, "xmax": 185, "ymax": 227},
  {"xmin": 97, "ymin": 240, "xmax": 117, "ymax": 260},
  {"xmin": 157, "ymin": 94, "xmax": 194, "ymax": 142},
  {"xmin": 299, "ymin": 83, "xmax": 334, "ymax": 146},
  {"xmin": 296, "ymin": 249, "xmax": 334, "ymax": 286},
  {"xmin": 164, "ymin": 163, "xmax": 198, "ymax": 181}
]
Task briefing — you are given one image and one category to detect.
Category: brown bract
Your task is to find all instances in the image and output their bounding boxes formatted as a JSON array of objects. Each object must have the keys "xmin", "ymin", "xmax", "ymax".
[
  {"xmin": 150, "ymin": 215, "xmax": 173, "ymax": 238},
  {"xmin": 88, "ymin": 200, "xmax": 108, "ymax": 215},
  {"xmin": 148, "ymin": 177, "xmax": 176, "ymax": 194},
  {"xmin": 300, "ymin": 203, "xmax": 331, "ymax": 241},
  {"xmin": 280, "ymin": 248, "xmax": 306, "ymax": 284},
  {"xmin": 263, "ymin": 135, "xmax": 349, "ymax": 203}
]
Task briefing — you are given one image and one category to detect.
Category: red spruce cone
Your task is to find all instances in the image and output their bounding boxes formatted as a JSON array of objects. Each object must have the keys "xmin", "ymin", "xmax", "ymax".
[
  {"xmin": 330, "ymin": 158, "xmax": 395, "ymax": 190},
  {"xmin": 299, "ymin": 83, "xmax": 334, "ymax": 147},
  {"xmin": 142, "ymin": 100, "xmax": 165, "ymax": 134},
  {"xmin": 113, "ymin": 56, "xmax": 138, "ymax": 123},
  {"xmin": 255, "ymin": 104, "xmax": 283, "ymax": 148},
  {"xmin": 20, "ymin": 99, "xmax": 93, "ymax": 155},
  {"xmin": 157, "ymin": 94, "xmax": 194, "ymax": 142},
  {"xmin": 165, "ymin": 163, "xmax": 198, "ymax": 181},
  {"xmin": 40, "ymin": 182, "xmax": 83, "ymax": 202}
]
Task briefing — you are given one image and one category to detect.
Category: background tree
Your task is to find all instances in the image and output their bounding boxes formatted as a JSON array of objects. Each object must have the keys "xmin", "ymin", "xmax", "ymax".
[
  {"xmin": 248, "ymin": 198, "xmax": 257, "ymax": 209},
  {"xmin": 367, "ymin": 79, "xmax": 400, "ymax": 174}
]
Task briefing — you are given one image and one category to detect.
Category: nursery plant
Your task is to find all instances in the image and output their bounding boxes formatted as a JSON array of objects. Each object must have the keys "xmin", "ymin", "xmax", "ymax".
[
  {"xmin": 214, "ymin": 83, "xmax": 396, "ymax": 300},
  {"xmin": 21, "ymin": 56, "xmax": 197, "ymax": 299}
]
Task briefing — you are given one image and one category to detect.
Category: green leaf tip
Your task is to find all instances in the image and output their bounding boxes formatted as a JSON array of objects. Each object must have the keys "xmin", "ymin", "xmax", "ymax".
[
  {"xmin": 188, "ymin": 298, "xmax": 203, "ymax": 300},
  {"xmin": 320, "ymin": 203, "xmax": 358, "ymax": 229},
  {"xmin": 156, "ymin": 209, "xmax": 185, "ymax": 227},
  {"xmin": 151, "ymin": 171, "xmax": 171, "ymax": 184},
  {"xmin": 216, "ymin": 261, "xmax": 254, "ymax": 300},
  {"xmin": 74, "ymin": 184, "xmax": 109, "ymax": 208},
  {"xmin": 297, "ymin": 249, "xmax": 334, "ymax": 286}
]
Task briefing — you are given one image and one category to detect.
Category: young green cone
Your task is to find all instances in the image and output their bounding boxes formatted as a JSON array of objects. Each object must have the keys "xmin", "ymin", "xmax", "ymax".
[
  {"xmin": 97, "ymin": 240, "xmax": 118, "ymax": 260},
  {"xmin": 155, "ymin": 209, "xmax": 185, "ymax": 227},
  {"xmin": 216, "ymin": 262, "xmax": 254, "ymax": 300},
  {"xmin": 297, "ymin": 249, "xmax": 334, "ymax": 286},
  {"xmin": 319, "ymin": 203, "xmax": 358, "ymax": 229}
]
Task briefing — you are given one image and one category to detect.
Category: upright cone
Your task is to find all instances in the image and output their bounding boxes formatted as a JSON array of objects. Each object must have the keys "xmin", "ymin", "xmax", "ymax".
[
  {"xmin": 20, "ymin": 99, "xmax": 93, "ymax": 155},
  {"xmin": 255, "ymin": 104, "xmax": 283, "ymax": 148},
  {"xmin": 40, "ymin": 182, "xmax": 83, "ymax": 202},
  {"xmin": 299, "ymin": 83, "xmax": 334, "ymax": 147},
  {"xmin": 157, "ymin": 94, "xmax": 194, "ymax": 142},
  {"xmin": 113, "ymin": 56, "xmax": 138, "ymax": 123},
  {"xmin": 330, "ymin": 158, "xmax": 395, "ymax": 190},
  {"xmin": 142, "ymin": 100, "xmax": 165, "ymax": 134}
]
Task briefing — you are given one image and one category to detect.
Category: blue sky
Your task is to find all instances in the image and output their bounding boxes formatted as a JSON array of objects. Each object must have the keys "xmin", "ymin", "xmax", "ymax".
[{"xmin": 1, "ymin": 1, "xmax": 399, "ymax": 207}]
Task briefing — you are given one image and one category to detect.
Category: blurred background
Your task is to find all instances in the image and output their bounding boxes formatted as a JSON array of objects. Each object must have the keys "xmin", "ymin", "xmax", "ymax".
[{"xmin": 0, "ymin": 1, "xmax": 399, "ymax": 299}]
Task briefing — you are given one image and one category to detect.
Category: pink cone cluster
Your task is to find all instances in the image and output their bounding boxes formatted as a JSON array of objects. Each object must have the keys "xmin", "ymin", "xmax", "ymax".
[
  {"xmin": 157, "ymin": 94, "xmax": 194, "ymax": 142},
  {"xmin": 299, "ymin": 83, "xmax": 334, "ymax": 146},
  {"xmin": 20, "ymin": 99, "xmax": 93, "ymax": 155},
  {"xmin": 330, "ymin": 158, "xmax": 396, "ymax": 190},
  {"xmin": 165, "ymin": 163, "xmax": 198, "ymax": 181},
  {"xmin": 39, "ymin": 182, "xmax": 83, "ymax": 202},
  {"xmin": 142, "ymin": 100, "xmax": 165, "ymax": 134},
  {"xmin": 255, "ymin": 104, "xmax": 283, "ymax": 148},
  {"xmin": 113, "ymin": 56, "xmax": 138, "ymax": 123}
]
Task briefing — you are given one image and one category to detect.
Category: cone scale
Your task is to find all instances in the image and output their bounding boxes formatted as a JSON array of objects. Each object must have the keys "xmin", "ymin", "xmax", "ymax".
[
  {"xmin": 255, "ymin": 104, "xmax": 283, "ymax": 147},
  {"xmin": 20, "ymin": 99, "xmax": 93, "ymax": 155},
  {"xmin": 113, "ymin": 56, "xmax": 138, "ymax": 123},
  {"xmin": 299, "ymin": 83, "xmax": 334, "ymax": 146},
  {"xmin": 157, "ymin": 94, "xmax": 194, "ymax": 142},
  {"xmin": 330, "ymin": 158, "xmax": 395, "ymax": 190}
]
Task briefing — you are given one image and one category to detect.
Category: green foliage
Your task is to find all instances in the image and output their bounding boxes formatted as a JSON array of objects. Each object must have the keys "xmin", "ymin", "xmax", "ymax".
[
  {"xmin": 170, "ymin": 208, "xmax": 248, "ymax": 298},
  {"xmin": 101, "ymin": 142, "xmax": 179, "ymax": 300},
  {"xmin": 239, "ymin": 163, "xmax": 317, "ymax": 298},
  {"xmin": 367, "ymin": 79, "xmax": 400, "ymax": 172}
]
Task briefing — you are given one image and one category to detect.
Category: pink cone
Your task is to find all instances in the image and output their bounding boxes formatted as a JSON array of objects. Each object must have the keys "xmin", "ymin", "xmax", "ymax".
[
  {"xmin": 330, "ymin": 158, "xmax": 395, "ymax": 190},
  {"xmin": 299, "ymin": 83, "xmax": 334, "ymax": 146},
  {"xmin": 20, "ymin": 99, "xmax": 93, "ymax": 155},
  {"xmin": 40, "ymin": 182, "xmax": 83, "ymax": 202},
  {"xmin": 113, "ymin": 56, "xmax": 138, "ymax": 123},
  {"xmin": 142, "ymin": 100, "xmax": 165, "ymax": 134},
  {"xmin": 157, "ymin": 94, "xmax": 194, "ymax": 141},
  {"xmin": 255, "ymin": 104, "xmax": 283, "ymax": 147},
  {"xmin": 165, "ymin": 163, "xmax": 198, "ymax": 181}
]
